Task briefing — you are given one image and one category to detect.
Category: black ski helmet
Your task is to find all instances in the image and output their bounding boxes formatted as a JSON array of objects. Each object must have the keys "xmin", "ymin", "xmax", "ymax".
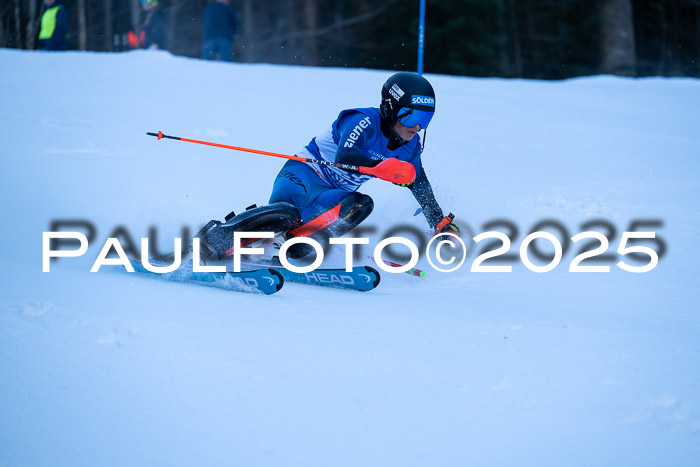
[{"xmin": 380, "ymin": 72, "xmax": 436, "ymax": 128}]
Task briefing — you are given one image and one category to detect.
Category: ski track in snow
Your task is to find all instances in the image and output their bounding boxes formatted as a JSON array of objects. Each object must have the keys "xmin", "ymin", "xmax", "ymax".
[{"xmin": 1, "ymin": 49, "xmax": 700, "ymax": 466}]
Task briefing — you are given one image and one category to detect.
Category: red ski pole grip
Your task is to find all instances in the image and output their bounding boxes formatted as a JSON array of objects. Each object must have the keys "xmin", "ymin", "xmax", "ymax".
[{"xmin": 360, "ymin": 158, "xmax": 416, "ymax": 184}]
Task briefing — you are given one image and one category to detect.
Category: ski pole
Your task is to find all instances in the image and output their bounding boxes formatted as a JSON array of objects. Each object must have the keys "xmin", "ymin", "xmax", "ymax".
[
  {"xmin": 365, "ymin": 255, "xmax": 426, "ymax": 277},
  {"xmin": 146, "ymin": 130, "xmax": 415, "ymax": 184}
]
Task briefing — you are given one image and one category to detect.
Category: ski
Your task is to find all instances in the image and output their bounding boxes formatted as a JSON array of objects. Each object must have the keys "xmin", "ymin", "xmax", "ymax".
[
  {"xmin": 240, "ymin": 259, "xmax": 381, "ymax": 292},
  {"xmin": 275, "ymin": 266, "xmax": 381, "ymax": 292},
  {"xmin": 129, "ymin": 259, "xmax": 284, "ymax": 295}
]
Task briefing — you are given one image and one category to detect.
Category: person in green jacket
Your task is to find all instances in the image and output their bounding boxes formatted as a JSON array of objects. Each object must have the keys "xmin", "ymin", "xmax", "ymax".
[{"xmin": 39, "ymin": 0, "xmax": 69, "ymax": 51}]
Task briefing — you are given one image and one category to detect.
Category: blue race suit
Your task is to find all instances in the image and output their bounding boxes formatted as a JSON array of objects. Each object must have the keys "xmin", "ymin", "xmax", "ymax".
[{"xmin": 269, "ymin": 107, "xmax": 446, "ymax": 230}]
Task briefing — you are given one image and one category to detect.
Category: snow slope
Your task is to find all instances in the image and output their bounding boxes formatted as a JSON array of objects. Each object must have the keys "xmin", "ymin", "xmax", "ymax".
[{"xmin": 1, "ymin": 48, "xmax": 700, "ymax": 466}]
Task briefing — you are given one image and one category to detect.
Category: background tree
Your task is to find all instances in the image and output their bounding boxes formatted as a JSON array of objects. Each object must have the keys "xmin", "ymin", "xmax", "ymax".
[
  {"xmin": 13, "ymin": 0, "xmax": 22, "ymax": 49},
  {"xmin": 25, "ymin": 0, "xmax": 37, "ymax": 50},
  {"xmin": 0, "ymin": 6, "xmax": 4, "ymax": 47},
  {"xmin": 303, "ymin": 0, "xmax": 319, "ymax": 65},
  {"xmin": 601, "ymin": 0, "xmax": 637, "ymax": 75},
  {"xmin": 1, "ymin": 0, "xmax": 698, "ymax": 79},
  {"xmin": 77, "ymin": 0, "xmax": 86, "ymax": 51},
  {"xmin": 129, "ymin": 0, "xmax": 140, "ymax": 39},
  {"xmin": 104, "ymin": 0, "xmax": 112, "ymax": 52}
]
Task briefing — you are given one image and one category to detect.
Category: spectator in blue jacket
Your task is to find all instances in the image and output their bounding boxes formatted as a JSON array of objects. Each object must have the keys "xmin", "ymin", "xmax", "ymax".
[
  {"xmin": 141, "ymin": 0, "xmax": 167, "ymax": 49},
  {"xmin": 38, "ymin": 0, "xmax": 68, "ymax": 51},
  {"xmin": 202, "ymin": 0, "xmax": 241, "ymax": 61}
]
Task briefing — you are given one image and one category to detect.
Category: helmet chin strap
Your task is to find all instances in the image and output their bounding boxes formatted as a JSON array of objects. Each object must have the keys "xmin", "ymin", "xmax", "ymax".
[
  {"xmin": 417, "ymin": 128, "xmax": 427, "ymax": 155},
  {"xmin": 382, "ymin": 118, "xmax": 428, "ymax": 155},
  {"xmin": 403, "ymin": 128, "xmax": 426, "ymax": 156}
]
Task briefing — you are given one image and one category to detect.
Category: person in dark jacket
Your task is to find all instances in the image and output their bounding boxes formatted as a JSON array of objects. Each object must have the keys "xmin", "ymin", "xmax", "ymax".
[
  {"xmin": 38, "ymin": 0, "xmax": 68, "ymax": 51},
  {"xmin": 202, "ymin": 0, "xmax": 241, "ymax": 61},
  {"xmin": 141, "ymin": 0, "xmax": 167, "ymax": 49}
]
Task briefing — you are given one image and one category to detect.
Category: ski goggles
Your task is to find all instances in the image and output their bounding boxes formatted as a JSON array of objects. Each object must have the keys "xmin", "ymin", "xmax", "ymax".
[{"xmin": 397, "ymin": 107, "xmax": 434, "ymax": 129}]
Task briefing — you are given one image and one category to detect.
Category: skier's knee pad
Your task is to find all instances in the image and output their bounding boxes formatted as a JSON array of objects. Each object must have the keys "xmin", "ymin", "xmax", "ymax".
[
  {"xmin": 200, "ymin": 202, "xmax": 302, "ymax": 258},
  {"xmin": 332, "ymin": 192, "xmax": 374, "ymax": 236}
]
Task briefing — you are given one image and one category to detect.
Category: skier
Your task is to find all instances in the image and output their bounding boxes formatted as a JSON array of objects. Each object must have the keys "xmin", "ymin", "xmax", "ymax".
[
  {"xmin": 127, "ymin": 0, "xmax": 167, "ymax": 50},
  {"xmin": 140, "ymin": 0, "xmax": 166, "ymax": 50},
  {"xmin": 198, "ymin": 72, "xmax": 460, "ymax": 260}
]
